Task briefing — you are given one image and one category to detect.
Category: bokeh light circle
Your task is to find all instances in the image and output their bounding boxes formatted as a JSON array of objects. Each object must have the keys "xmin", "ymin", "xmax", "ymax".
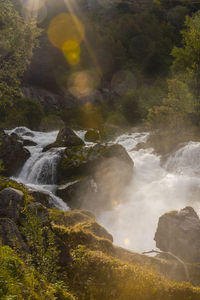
[
  {"xmin": 48, "ymin": 13, "xmax": 85, "ymax": 49},
  {"xmin": 68, "ymin": 70, "xmax": 100, "ymax": 98}
]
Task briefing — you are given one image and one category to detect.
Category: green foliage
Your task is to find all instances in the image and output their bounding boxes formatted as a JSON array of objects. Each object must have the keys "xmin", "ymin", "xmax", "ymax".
[
  {"xmin": 0, "ymin": 242, "xmax": 75, "ymax": 299},
  {"xmin": 0, "ymin": 0, "xmax": 40, "ymax": 101},
  {"xmin": 146, "ymin": 78, "xmax": 198, "ymax": 153},
  {"xmin": 171, "ymin": 11, "xmax": 200, "ymax": 97},
  {"xmin": 68, "ymin": 246, "xmax": 200, "ymax": 300},
  {"xmin": 20, "ymin": 209, "xmax": 60, "ymax": 282},
  {"xmin": 40, "ymin": 114, "xmax": 65, "ymax": 131},
  {"xmin": 0, "ymin": 176, "xmax": 33, "ymax": 206},
  {"xmin": 0, "ymin": 97, "xmax": 44, "ymax": 129}
]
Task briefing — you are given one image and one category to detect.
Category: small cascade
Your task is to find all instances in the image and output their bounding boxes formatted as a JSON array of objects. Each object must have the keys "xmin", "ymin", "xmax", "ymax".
[
  {"xmin": 19, "ymin": 147, "xmax": 63, "ymax": 185},
  {"xmin": 165, "ymin": 141, "xmax": 200, "ymax": 176},
  {"xmin": 6, "ymin": 127, "xmax": 69, "ymax": 211}
]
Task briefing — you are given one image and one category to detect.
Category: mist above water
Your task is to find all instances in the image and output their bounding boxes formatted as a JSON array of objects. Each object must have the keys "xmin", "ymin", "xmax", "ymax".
[
  {"xmin": 6, "ymin": 127, "xmax": 200, "ymax": 253},
  {"xmin": 98, "ymin": 133, "xmax": 200, "ymax": 253}
]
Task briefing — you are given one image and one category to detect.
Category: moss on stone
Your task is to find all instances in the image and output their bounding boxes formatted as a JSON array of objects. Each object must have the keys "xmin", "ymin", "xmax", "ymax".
[{"xmin": 0, "ymin": 176, "xmax": 34, "ymax": 207}]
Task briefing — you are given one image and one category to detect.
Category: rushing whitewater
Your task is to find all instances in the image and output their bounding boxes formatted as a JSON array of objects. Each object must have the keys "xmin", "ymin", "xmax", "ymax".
[
  {"xmin": 6, "ymin": 127, "xmax": 68, "ymax": 211},
  {"xmin": 6, "ymin": 127, "xmax": 200, "ymax": 253},
  {"xmin": 98, "ymin": 133, "xmax": 200, "ymax": 253}
]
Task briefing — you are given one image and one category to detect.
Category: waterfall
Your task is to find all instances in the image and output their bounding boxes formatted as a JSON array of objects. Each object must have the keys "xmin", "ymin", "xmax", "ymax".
[
  {"xmin": 6, "ymin": 127, "xmax": 69, "ymax": 211},
  {"xmin": 6, "ymin": 127, "xmax": 200, "ymax": 253},
  {"xmin": 97, "ymin": 133, "xmax": 200, "ymax": 253}
]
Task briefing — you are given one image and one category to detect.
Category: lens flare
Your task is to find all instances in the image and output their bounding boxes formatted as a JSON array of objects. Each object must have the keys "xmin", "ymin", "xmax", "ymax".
[
  {"xmin": 62, "ymin": 40, "xmax": 80, "ymax": 66},
  {"xmin": 124, "ymin": 238, "xmax": 130, "ymax": 246},
  {"xmin": 48, "ymin": 13, "xmax": 85, "ymax": 49},
  {"xmin": 68, "ymin": 70, "xmax": 100, "ymax": 98}
]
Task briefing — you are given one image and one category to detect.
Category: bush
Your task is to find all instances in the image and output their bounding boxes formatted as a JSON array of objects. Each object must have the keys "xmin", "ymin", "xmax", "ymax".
[
  {"xmin": 20, "ymin": 209, "xmax": 60, "ymax": 282},
  {"xmin": 0, "ymin": 97, "xmax": 44, "ymax": 129}
]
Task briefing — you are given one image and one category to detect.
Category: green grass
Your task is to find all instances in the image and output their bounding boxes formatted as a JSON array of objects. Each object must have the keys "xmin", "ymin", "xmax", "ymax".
[{"xmin": 0, "ymin": 243, "xmax": 75, "ymax": 299}]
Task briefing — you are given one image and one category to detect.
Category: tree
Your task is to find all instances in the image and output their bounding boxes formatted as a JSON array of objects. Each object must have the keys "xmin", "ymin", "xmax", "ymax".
[
  {"xmin": 171, "ymin": 11, "xmax": 200, "ymax": 98},
  {"xmin": 0, "ymin": 0, "xmax": 40, "ymax": 102},
  {"xmin": 146, "ymin": 78, "xmax": 196, "ymax": 153}
]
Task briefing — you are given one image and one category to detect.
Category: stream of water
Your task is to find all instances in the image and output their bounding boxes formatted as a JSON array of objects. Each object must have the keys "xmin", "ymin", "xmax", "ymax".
[{"xmin": 6, "ymin": 127, "xmax": 200, "ymax": 253}]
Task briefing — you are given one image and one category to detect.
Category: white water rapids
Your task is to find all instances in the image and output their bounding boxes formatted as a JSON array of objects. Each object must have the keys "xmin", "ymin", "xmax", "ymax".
[
  {"xmin": 6, "ymin": 127, "xmax": 68, "ymax": 211},
  {"xmin": 6, "ymin": 127, "xmax": 200, "ymax": 253},
  {"xmin": 98, "ymin": 133, "xmax": 200, "ymax": 252}
]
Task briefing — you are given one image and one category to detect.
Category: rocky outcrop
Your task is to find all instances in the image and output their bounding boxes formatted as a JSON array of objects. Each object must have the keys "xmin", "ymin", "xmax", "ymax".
[
  {"xmin": 56, "ymin": 178, "xmax": 98, "ymax": 209},
  {"xmin": 0, "ymin": 133, "xmax": 30, "ymax": 176},
  {"xmin": 22, "ymin": 86, "xmax": 77, "ymax": 113},
  {"xmin": 0, "ymin": 188, "xmax": 24, "ymax": 221},
  {"xmin": 58, "ymin": 143, "xmax": 133, "ymax": 182},
  {"xmin": 57, "ymin": 143, "xmax": 133, "ymax": 211},
  {"xmin": 0, "ymin": 218, "xmax": 27, "ymax": 250},
  {"xmin": 28, "ymin": 189, "xmax": 54, "ymax": 208},
  {"xmin": 23, "ymin": 139, "xmax": 37, "ymax": 146},
  {"xmin": 155, "ymin": 207, "xmax": 200, "ymax": 262},
  {"xmin": 85, "ymin": 130, "xmax": 100, "ymax": 142},
  {"xmin": 43, "ymin": 127, "xmax": 84, "ymax": 151}
]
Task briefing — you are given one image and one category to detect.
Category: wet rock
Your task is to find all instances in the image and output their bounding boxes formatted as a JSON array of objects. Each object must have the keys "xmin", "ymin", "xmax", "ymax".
[
  {"xmin": 28, "ymin": 189, "xmax": 54, "ymax": 208},
  {"xmin": 43, "ymin": 127, "xmax": 84, "ymax": 151},
  {"xmin": 58, "ymin": 143, "xmax": 133, "ymax": 182},
  {"xmin": 0, "ymin": 128, "xmax": 5, "ymax": 135},
  {"xmin": 56, "ymin": 178, "xmax": 98, "ymax": 209},
  {"xmin": 57, "ymin": 143, "xmax": 133, "ymax": 211},
  {"xmin": 0, "ymin": 218, "xmax": 27, "ymax": 250},
  {"xmin": 23, "ymin": 139, "xmax": 37, "ymax": 146},
  {"xmin": 0, "ymin": 188, "xmax": 24, "ymax": 221},
  {"xmin": 23, "ymin": 132, "xmax": 34, "ymax": 137},
  {"xmin": 155, "ymin": 207, "xmax": 200, "ymax": 262},
  {"xmin": 0, "ymin": 133, "xmax": 30, "ymax": 176},
  {"xmin": 85, "ymin": 130, "xmax": 100, "ymax": 142}
]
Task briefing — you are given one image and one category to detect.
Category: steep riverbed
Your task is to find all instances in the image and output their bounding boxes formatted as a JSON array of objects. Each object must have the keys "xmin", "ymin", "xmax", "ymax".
[{"xmin": 6, "ymin": 127, "xmax": 200, "ymax": 253}]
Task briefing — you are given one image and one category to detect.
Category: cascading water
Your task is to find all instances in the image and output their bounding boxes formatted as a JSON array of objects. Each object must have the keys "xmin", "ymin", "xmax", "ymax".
[
  {"xmin": 6, "ymin": 127, "xmax": 68, "ymax": 211},
  {"xmin": 98, "ymin": 132, "xmax": 200, "ymax": 253},
  {"xmin": 6, "ymin": 127, "xmax": 200, "ymax": 253}
]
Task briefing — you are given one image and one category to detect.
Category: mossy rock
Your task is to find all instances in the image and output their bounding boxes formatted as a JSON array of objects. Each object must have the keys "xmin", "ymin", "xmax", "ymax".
[
  {"xmin": 0, "ymin": 133, "xmax": 30, "ymax": 176},
  {"xmin": 85, "ymin": 129, "xmax": 100, "ymax": 142},
  {"xmin": 43, "ymin": 127, "xmax": 84, "ymax": 152},
  {"xmin": 67, "ymin": 247, "xmax": 200, "ymax": 300},
  {"xmin": 58, "ymin": 143, "xmax": 133, "ymax": 183},
  {"xmin": 50, "ymin": 209, "xmax": 113, "ymax": 254}
]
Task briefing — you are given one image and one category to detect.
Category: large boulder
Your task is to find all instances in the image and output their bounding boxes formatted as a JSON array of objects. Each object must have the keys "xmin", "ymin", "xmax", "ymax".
[
  {"xmin": 155, "ymin": 207, "xmax": 200, "ymax": 262},
  {"xmin": 56, "ymin": 178, "xmax": 98, "ymax": 210},
  {"xmin": 0, "ymin": 188, "xmax": 24, "ymax": 221},
  {"xmin": 43, "ymin": 127, "xmax": 84, "ymax": 152},
  {"xmin": 0, "ymin": 218, "xmax": 27, "ymax": 250},
  {"xmin": 58, "ymin": 143, "xmax": 133, "ymax": 182},
  {"xmin": 57, "ymin": 143, "xmax": 133, "ymax": 211},
  {"xmin": 85, "ymin": 130, "xmax": 100, "ymax": 142},
  {"xmin": 28, "ymin": 189, "xmax": 54, "ymax": 208},
  {"xmin": 0, "ymin": 133, "xmax": 30, "ymax": 176}
]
